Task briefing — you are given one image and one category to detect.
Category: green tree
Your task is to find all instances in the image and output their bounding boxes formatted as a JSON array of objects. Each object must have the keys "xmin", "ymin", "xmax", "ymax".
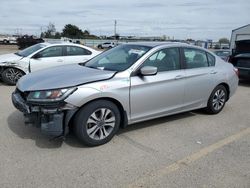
[
  {"xmin": 218, "ymin": 38, "xmax": 229, "ymax": 44},
  {"xmin": 83, "ymin": 30, "xmax": 90, "ymax": 36},
  {"xmin": 40, "ymin": 23, "xmax": 59, "ymax": 38},
  {"xmin": 54, "ymin": 32, "xmax": 61, "ymax": 39},
  {"xmin": 62, "ymin": 24, "xmax": 84, "ymax": 39}
]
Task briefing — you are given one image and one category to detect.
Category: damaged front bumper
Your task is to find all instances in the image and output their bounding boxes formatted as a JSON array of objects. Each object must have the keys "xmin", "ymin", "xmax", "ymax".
[{"xmin": 12, "ymin": 90, "xmax": 78, "ymax": 137}]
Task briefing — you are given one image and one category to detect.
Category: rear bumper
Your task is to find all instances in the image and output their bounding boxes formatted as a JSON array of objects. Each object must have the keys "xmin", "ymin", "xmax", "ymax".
[
  {"xmin": 12, "ymin": 91, "xmax": 78, "ymax": 137},
  {"xmin": 237, "ymin": 67, "xmax": 250, "ymax": 79}
]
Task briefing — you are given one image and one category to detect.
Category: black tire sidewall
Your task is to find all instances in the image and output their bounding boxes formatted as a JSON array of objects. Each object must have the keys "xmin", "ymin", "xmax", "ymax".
[
  {"xmin": 207, "ymin": 85, "xmax": 228, "ymax": 114},
  {"xmin": 74, "ymin": 100, "xmax": 121, "ymax": 146}
]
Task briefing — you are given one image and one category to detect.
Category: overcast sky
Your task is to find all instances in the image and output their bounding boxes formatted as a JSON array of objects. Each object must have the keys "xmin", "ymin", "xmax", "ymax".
[{"xmin": 0, "ymin": 0, "xmax": 250, "ymax": 40}]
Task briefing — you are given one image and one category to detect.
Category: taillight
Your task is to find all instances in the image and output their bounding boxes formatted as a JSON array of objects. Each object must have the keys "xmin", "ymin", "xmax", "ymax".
[{"xmin": 233, "ymin": 67, "xmax": 239, "ymax": 77}]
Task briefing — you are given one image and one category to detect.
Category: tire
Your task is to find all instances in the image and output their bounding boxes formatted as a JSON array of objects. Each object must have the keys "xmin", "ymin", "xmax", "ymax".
[
  {"xmin": 3, "ymin": 40, "xmax": 9, "ymax": 44},
  {"xmin": 74, "ymin": 100, "xmax": 121, "ymax": 146},
  {"xmin": 205, "ymin": 85, "xmax": 228, "ymax": 114},
  {"xmin": 1, "ymin": 67, "xmax": 25, "ymax": 85}
]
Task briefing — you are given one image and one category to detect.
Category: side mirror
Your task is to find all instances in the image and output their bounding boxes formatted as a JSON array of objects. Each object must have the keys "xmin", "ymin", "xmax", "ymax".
[
  {"xmin": 32, "ymin": 53, "xmax": 42, "ymax": 59},
  {"xmin": 140, "ymin": 66, "xmax": 157, "ymax": 76}
]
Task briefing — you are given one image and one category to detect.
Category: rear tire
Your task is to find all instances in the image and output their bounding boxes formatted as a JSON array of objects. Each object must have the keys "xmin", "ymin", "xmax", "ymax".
[
  {"xmin": 74, "ymin": 100, "xmax": 121, "ymax": 146},
  {"xmin": 205, "ymin": 85, "xmax": 228, "ymax": 114},
  {"xmin": 1, "ymin": 68, "xmax": 25, "ymax": 85}
]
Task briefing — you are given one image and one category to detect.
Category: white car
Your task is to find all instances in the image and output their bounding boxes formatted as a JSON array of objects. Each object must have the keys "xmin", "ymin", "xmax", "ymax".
[
  {"xmin": 97, "ymin": 42, "xmax": 116, "ymax": 49},
  {"xmin": 0, "ymin": 43, "xmax": 101, "ymax": 85}
]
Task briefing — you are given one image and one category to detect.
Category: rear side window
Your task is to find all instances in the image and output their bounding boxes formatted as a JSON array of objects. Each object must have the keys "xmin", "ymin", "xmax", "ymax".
[
  {"xmin": 66, "ymin": 46, "xmax": 92, "ymax": 56},
  {"xmin": 207, "ymin": 52, "xmax": 216, "ymax": 66},
  {"xmin": 183, "ymin": 48, "xmax": 209, "ymax": 69}
]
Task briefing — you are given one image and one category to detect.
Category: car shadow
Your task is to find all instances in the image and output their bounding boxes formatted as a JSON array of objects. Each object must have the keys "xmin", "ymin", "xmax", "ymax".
[
  {"xmin": 239, "ymin": 79, "xmax": 250, "ymax": 87},
  {"xmin": 8, "ymin": 110, "xmax": 198, "ymax": 149},
  {"xmin": 0, "ymin": 79, "xmax": 9, "ymax": 86},
  {"xmin": 117, "ymin": 111, "xmax": 196, "ymax": 135},
  {"xmin": 7, "ymin": 111, "xmax": 86, "ymax": 149}
]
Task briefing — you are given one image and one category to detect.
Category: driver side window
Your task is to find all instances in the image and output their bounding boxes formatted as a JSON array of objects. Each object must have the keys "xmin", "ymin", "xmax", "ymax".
[
  {"xmin": 143, "ymin": 48, "xmax": 181, "ymax": 72},
  {"xmin": 37, "ymin": 46, "xmax": 63, "ymax": 58}
]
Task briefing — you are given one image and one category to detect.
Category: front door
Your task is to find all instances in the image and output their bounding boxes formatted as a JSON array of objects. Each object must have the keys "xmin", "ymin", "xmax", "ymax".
[
  {"xmin": 29, "ymin": 46, "xmax": 64, "ymax": 72},
  {"xmin": 130, "ymin": 47, "xmax": 186, "ymax": 123}
]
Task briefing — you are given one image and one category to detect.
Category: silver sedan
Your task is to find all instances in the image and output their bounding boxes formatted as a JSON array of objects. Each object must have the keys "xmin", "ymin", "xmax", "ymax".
[{"xmin": 12, "ymin": 42, "xmax": 239, "ymax": 146}]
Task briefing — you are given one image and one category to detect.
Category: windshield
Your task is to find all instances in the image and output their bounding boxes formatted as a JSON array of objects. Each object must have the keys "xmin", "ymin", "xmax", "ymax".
[
  {"xmin": 16, "ymin": 43, "xmax": 47, "ymax": 57},
  {"xmin": 85, "ymin": 44, "xmax": 152, "ymax": 71}
]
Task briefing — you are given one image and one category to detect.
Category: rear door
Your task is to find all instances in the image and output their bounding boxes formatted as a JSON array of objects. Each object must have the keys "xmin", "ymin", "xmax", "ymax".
[
  {"xmin": 130, "ymin": 47, "xmax": 186, "ymax": 122},
  {"xmin": 181, "ymin": 47, "xmax": 216, "ymax": 110},
  {"xmin": 29, "ymin": 46, "xmax": 64, "ymax": 72},
  {"xmin": 64, "ymin": 45, "xmax": 94, "ymax": 64}
]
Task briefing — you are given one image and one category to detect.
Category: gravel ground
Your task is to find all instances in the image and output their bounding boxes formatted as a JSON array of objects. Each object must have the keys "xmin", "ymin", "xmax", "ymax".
[{"xmin": 0, "ymin": 47, "xmax": 249, "ymax": 188}]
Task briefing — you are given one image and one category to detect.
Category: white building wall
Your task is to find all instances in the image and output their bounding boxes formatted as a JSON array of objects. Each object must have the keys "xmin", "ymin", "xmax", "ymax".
[{"xmin": 230, "ymin": 24, "xmax": 250, "ymax": 51}]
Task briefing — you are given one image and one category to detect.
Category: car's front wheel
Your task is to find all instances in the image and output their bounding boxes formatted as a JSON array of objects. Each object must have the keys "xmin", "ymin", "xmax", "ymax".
[
  {"xmin": 1, "ymin": 68, "xmax": 25, "ymax": 85},
  {"xmin": 74, "ymin": 100, "xmax": 121, "ymax": 146},
  {"xmin": 205, "ymin": 85, "xmax": 228, "ymax": 114}
]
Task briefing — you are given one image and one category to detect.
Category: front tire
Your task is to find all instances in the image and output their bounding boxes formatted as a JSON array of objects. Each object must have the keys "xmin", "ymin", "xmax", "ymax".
[
  {"xmin": 1, "ymin": 68, "xmax": 25, "ymax": 85},
  {"xmin": 74, "ymin": 100, "xmax": 121, "ymax": 146},
  {"xmin": 205, "ymin": 85, "xmax": 228, "ymax": 114}
]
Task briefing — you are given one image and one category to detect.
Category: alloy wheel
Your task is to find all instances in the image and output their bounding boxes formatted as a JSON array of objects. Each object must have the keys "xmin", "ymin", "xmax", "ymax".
[
  {"xmin": 212, "ymin": 89, "xmax": 226, "ymax": 111},
  {"xmin": 86, "ymin": 108, "xmax": 116, "ymax": 140},
  {"xmin": 5, "ymin": 68, "xmax": 23, "ymax": 83}
]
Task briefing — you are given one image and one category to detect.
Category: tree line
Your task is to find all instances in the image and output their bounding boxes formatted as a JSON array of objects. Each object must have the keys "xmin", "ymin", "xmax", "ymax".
[{"xmin": 40, "ymin": 23, "xmax": 99, "ymax": 39}]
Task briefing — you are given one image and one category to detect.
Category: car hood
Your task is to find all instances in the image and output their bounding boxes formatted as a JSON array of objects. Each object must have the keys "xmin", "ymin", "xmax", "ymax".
[
  {"xmin": 17, "ymin": 64, "xmax": 116, "ymax": 92},
  {"xmin": 0, "ymin": 53, "xmax": 23, "ymax": 63}
]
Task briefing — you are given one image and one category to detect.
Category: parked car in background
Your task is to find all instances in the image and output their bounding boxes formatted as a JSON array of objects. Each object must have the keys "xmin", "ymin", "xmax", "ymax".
[
  {"xmin": 214, "ymin": 50, "xmax": 230, "ymax": 61},
  {"xmin": 229, "ymin": 40, "xmax": 250, "ymax": 79},
  {"xmin": 0, "ymin": 35, "xmax": 17, "ymax": 44},
  {"xmin": 97, "ymin": 42, "xmax": 116, "ymax": 49},
  {"xmin": 16, "ymin": 35, "xmax": 44, "ymax": 49},
  {"xmin": 0, "ymin": 43, "xmax": 101, "ymax": 85},
  {"xmin": 12, "ymin": 42, "xmax": 238, "ymax": 146}
]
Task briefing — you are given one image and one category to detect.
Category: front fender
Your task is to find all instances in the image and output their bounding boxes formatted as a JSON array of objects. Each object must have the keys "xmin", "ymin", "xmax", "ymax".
[
  {"xmin": 65, "ymin": 86, "xmax": 130, "ymax": 117},
  {"xmin": 0, "ymin": 61, "xmax": 29, "ymax": 74}
]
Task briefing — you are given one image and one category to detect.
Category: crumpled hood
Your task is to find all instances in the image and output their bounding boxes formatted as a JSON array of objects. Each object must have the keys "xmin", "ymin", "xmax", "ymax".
[
  {"xmin": 17, "ymin": 64, "xmax": 116, "ymax": 91},
  {"xmin": 0, "ymin": 53, "xmax": 23, "ymax": 63}
]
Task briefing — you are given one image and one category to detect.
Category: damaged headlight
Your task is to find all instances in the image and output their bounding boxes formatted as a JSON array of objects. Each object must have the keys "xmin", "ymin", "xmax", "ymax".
[{"xmin": 27, "ymin": 88, "xmax": 76, "ymax": 102}]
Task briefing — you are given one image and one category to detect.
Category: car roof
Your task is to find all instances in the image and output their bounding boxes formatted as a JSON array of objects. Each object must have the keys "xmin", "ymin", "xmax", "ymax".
[
  {"xmin": 125, "ymin": 41, "xmax": 189, "ymax": 47},
  {"xmin": 40, "ymin": 42, "xmax": 97, "ymax": 51}
]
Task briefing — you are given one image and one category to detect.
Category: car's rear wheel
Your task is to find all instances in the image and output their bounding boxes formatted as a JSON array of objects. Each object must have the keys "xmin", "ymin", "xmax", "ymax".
[
  {"xmin": 205, "ymin": 85, "xmax": 228, "ymax": 114},
  {"xmin": 1, "ymin": 68, "xmax": 25, "ymax": 85},
  {"xmin": 74, "ymin": 100, "xmax": 121, "ymax": 146}
]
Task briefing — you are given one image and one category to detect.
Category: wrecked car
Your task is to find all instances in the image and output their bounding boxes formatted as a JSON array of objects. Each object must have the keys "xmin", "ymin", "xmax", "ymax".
[
  {"xmin": 12, "ymin": 42, "xmax": 238, "ymax": 146},
  {"xmin": 0, "ymin": 43, "xmax": 100, "ymax": 85}
]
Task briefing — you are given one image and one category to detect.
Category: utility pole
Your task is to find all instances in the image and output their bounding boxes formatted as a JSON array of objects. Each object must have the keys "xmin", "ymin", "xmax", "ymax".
[{"xmin": 114, "ymin": 20, "xmax": 117, "ymax": 36}]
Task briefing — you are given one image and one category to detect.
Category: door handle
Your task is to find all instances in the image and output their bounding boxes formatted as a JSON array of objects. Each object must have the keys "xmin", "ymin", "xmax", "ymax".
[
  {"xmin": 57, "ymin": 59, "xmax": 63, "ymax": 62},
  {"xmin": 210, "ymin": 70, "xmax": 218, "ymax": 74},
  {"xmin": 175, "ymin": 75, "xmax": 185, "ymax": 80}
]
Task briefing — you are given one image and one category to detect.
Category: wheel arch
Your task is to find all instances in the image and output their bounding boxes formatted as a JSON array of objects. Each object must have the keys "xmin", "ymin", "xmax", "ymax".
[
  {"xmin": 218, "ymin": 82, "xmax": 230, "ymax": 101},
  {"xmin": 68, "ymin": 97, "xmax": 128, "ymax": 130},
  {"xmin": 0, "ymin": 66, "xmax": 26, "ymax": 75}
]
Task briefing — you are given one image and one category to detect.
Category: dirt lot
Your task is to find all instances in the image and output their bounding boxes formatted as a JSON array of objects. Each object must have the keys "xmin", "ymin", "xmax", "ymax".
[
  {"xmin": 0, "ymin": 47, "xmax": 249, "ymax": 188},
  {"xmin": 0, "ymin": 45, "xmax": 18, "ymax": 54}
]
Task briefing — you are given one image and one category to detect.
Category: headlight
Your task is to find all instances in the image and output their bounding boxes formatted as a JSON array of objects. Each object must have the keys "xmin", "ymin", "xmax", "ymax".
[{"xmin": 27, "ymin": 88, "xmax": 76, "ymax": 102}]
